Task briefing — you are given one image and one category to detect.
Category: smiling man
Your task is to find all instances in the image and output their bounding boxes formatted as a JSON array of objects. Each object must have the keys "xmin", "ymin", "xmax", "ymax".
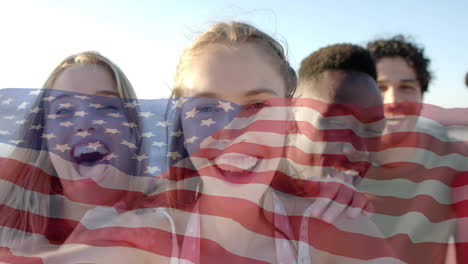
[
  {"xmin": 365, "ymin": 36, "xmax": 458, "ymax": 264},
  {"xmin": 367, "ymin": 35, "xmax": 432, "ymax": 140}
]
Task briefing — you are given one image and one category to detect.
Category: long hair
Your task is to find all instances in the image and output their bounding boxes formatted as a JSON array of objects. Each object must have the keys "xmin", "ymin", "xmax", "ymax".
[
  {"xmin": 166, "ymin": 22, "xmax": 308, "ymax": 210},
  {"xmin": 1, "ymin": 51, "xmax": 142, "ymax": 247}
]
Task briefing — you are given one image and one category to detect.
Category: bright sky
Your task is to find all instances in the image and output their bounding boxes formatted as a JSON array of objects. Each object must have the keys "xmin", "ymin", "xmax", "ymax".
[{"xmin": 1, "ymin": 0, "xmax": 467, "ymax": 107}]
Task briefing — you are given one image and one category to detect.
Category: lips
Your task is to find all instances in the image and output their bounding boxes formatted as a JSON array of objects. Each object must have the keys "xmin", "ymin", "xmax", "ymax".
[
  {"xmin": 71, "ymin": 138, "xmax": 110, "ymax": 165},
  {"xmin": 214, "ymin": 153, "xmax": 259, "ymax": 172},
  {"xmin": 209, "ymin": 153, "xmax": 263, "ymax": 183}
]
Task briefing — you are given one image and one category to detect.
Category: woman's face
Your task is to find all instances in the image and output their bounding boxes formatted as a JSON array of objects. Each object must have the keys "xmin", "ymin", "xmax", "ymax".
[
  {"xmin": 178, "ymin": 43, "xmax": 288, "ymax": 199},
  {"xmin": 45, "ymin": 64, "xmax": 135, "ymax": 203}
]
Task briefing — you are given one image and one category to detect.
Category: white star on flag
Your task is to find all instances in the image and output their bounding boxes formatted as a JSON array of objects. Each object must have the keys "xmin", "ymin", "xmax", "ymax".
[
  {"xmin": 185, "ymin": 107, "xmax": 199, "ymax": 119},
  {"xmin": 74, "ymin": 95, "xmax": 90, "ymax": 100},
  {"xmin": 30, "ymin": 124, "xmax": 43, "ymax": 130},
  {"xmin": 41, "ymin": 133, "xmax": 56, "ymax": 139},
  {"xmin": 59, "ymin": 121, "xmax": 74, "ymax": 127},
  {"xmin": 42, "ymin": 96, "xmax": 56, "ymax": 102},
  {"xmin": 102, "ymin": 153, "xmax": 118, "ymax": 161},
  {"xmin": 156, "ymin": 121, "xmax": 172, "ymax": 127},
  {"xmin": 46, "ymin": 114, "xmax": 59, "ymax": 119},
  {"xmin": 141, "ymin": 132, "xmax": 155, "ymax": 138},
  {"xmin": 1, "ymin": 98, "xmax": 13, "ymax": 105},
  {"xmin": 124, "ymin": 101, "xmax": 139, "ymax": 108},
  {"xmin": 139, "ymin": 112, "xmax": 155, "ymax": 118},
  {"xmin": 185, "ymin": 136, "xmax": 199, "ymax": 144},
  {"xmin": 132, "ymin": 154, "xmax": 149, "ymax": 162},
  {"xmin": 121, "ymin": 139, "xmax": 136, "ymax": 149},
  {"xmin": 92, "ymin": 120, "xmax": 107, "ymax": 125},
  {"xmin": 28, "ymin": 90, "xmax": 41, "ymax": 95},
  {"xmin": 167, "ymin": 151, "xmax": 182, "ymax": 160},
  {"xmin": 217, "ymin": 101, "xmax": 234, "ymax": 112},
  {"xmin": 107, "ymin": 113, "xmax": 123, "ymax": 118},
  {"xmin": 89, "ymin": 103, "xmax": 103, "ymax": 109},
  {"xmin": 122, "ymin": 122, "xmax": 136, "ymax": 128},
  {"xmin": 17, "ymin": 102, "xmax": 29, "ymax": 110},
  {"xmin": 58, "ymin": 103, "xmax": 74, "ymax": 109},
  {"xmin": 145, "ymin": 166, "xmax": 160, "ymax": 174},
  {"xmin": 74, "ymin": 111, "xmax": 87, "ymax": 117},
  {"xmin": 75, "ymin": 131, "xmax": 91, "ymax": 137},
  {"xmin": 201, "ymin": 117, "xmax": 216, "ymax": 127},
  {"xmin": 87, "ymin": 141, "xmax": 103, "ymax": 150},
  {"xmin": 105, "ymin": 128, "xmax": 120, "ymax": 134},
  {"xmin": 54, "ymin": 144, "xmax": 71, "ymax": 153},
  {"xmin": 30, "ymin": 107, "xmax": 41, "ymax": 113},
  {"xmin": 9, "ymin": 139, "xmax": 23, "ymax": 145},
  {"xmin": 170, "ymin": 130, "xmax": 183, "ymax": 137},
  {"xmin": 152, "ymin": 141, "xmax": 166, "ymax": 147},
  {"xmin": 15, "ymin": 120, "xmax": 27, "ymax": 125}
]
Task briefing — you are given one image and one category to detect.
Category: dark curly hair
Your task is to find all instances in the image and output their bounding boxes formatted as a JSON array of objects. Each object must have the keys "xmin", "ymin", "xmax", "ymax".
[
  {"xmin": 298, "ymin": 43, "xmax": 377, "ymax": 82},
  {"xmin": 367, "ymin": 35, "xmax": 432, "ymax": 94},
  {"xmin": 465, "ymin": 72, "xmax": 468, "ymax": 87}
]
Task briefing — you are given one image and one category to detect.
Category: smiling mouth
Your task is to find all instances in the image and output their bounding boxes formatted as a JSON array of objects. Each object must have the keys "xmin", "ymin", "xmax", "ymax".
[
  {"xmin": 214, "ymin": 153, "xmax": 258, "ymax": 171},
  {"xmin": 72, "ymin": 142, "xmax": 110, "ymax": 165}
]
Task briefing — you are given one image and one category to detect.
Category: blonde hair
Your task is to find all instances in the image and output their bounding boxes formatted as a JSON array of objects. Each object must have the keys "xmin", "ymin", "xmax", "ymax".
[
  {"xmin": 1, "ymin": 52, "xmax": 141, "ymax": 247},
  {"xmin": 43, "ymin": 51, "xmax": 136, "ymax": 99},
  {"xmin": 173, "ymin": 21, "xmax": 297, "ymax": 97}
]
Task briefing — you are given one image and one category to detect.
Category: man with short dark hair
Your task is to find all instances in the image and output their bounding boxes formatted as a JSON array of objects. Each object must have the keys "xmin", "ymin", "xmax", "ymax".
[{"xmin": 296, "ymin": 44, "xmax": 396, "ymax": 262}]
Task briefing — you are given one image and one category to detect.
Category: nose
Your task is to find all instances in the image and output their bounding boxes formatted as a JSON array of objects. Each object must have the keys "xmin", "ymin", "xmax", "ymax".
[
  {"xmin": 382, "ymin": 86, "xmax": 395, "ymax": 104},
  {"xmin": 75, "ymin": 116, "xmax": 96, "ymax": 133},
  {"xmin": 382, "ymin": 86, "xmax": 401, "ymax": 104}
]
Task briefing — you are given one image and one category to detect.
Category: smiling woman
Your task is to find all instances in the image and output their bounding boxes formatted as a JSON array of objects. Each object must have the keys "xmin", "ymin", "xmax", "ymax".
[{"xmin": 0, "ymin": 51, "xmax": 148, "ymax": 257}]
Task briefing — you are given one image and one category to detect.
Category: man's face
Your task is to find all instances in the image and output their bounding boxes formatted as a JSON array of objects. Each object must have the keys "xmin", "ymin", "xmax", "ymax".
[
  {"xmin": 376, "ymin": 57, "xmax": 423, "ymax": 134},
  {"xmin": 298, "ymin": 70, "xmax": 384, "ymax": 178}
]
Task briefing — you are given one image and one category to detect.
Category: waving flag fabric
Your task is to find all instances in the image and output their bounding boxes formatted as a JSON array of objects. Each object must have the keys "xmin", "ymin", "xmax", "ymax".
[{"xmin": 0, "ymin": 88, "xmax": 467, "ymax": 263}]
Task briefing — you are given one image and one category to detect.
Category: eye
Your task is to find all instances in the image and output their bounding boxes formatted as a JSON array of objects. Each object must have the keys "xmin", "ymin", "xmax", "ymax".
[
  {"xmin": 400, "ymin": 85, "xmax": 417, "ymax": 92},
  {"xmin": 378, "ymin": 84, "xmax": 388, "ymax": 92},
  {"xmin": 55, "ymin": 108, "xmax": 72, "ymax": 116},
  {"xmin": 196, "ymin": 105, "xmax": 218, "ymax": 113},
  {"xmin": 101, "ymin": 105, "xmax": 120, "ymax": 112},
  {"xmin": 244, "ymin": 101, "xmax": 269, "ymax": 112},
  {"xmin": 251, "ymin": 101, "xmax": 266, "ymax": 109}
]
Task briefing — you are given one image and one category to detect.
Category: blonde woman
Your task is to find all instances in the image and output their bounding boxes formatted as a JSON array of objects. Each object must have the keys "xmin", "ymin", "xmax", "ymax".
[{"xmin": 0, "ymin": 51, "xmax": 161, "ymax": 261}]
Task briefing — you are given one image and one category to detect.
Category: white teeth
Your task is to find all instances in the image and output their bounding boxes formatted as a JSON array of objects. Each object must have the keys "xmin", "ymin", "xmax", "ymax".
[
  {"xmin": 341, "ymin": 169, "xmax": 359, "ymax": 176},
  {"xmin": 327, "ymin": 167, "xmax": 359, "ymax": 179},
  {"xmin": 214, "ymin": 153, "xmax": 258, "ymax": 172},
  {"xmin": 73, "ymin": 145, "xmax": 109, "ymax": 158}
]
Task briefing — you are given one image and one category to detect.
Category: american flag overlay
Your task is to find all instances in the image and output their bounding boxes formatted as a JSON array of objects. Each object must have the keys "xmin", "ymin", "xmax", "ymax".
[{"xmin": 0, "ymin": 88, "xmax": 467, "ymax": 263}]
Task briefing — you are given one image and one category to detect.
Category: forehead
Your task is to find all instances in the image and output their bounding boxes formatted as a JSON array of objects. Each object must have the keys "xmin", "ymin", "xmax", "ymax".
[
  {"xmin": 376, "ymin": 57, "xmax": 417, "ymax": 81},
  {"xmin": 310, "ymin": 70, "xmax": 382, "ymax": 108},
  {"xmin": 179, "ymin": 43, "xmax": 286, "ymax": 101},
  {"xmin": 52, "ymin": 64, "xmax": 117, "ymax": 96}
]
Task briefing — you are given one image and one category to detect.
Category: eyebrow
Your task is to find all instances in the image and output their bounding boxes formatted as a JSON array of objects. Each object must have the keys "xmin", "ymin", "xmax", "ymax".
[
  {"xmin": 377, "ymin": 79, "xmax": 418, "ymax": 83},
  {"xmin": 191, "ymin": 91, "xmax": 219, "ymax": 98},
  {"xmin": 96, "ymin": 90, "xmax": 120, "ymax": 97},
  {"xmin": 244, "ymin": 88, "xmax": 279, "ymax": 97},
  {"xmin": 191, "ymin": 88, "xmax": 280, "ymax": 99}
]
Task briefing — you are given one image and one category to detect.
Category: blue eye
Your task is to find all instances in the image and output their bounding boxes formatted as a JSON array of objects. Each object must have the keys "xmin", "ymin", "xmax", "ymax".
[
  {"xmin": 56, "ymin": 109, "xmax": 72, "ymax": 116},
  {"xmin": 196, "ymin": 105, "xmax": 218, "ymax": 113},
  {"xmin": 100, "ymin": 105, "xmax": 120, "ymax": 112}
]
